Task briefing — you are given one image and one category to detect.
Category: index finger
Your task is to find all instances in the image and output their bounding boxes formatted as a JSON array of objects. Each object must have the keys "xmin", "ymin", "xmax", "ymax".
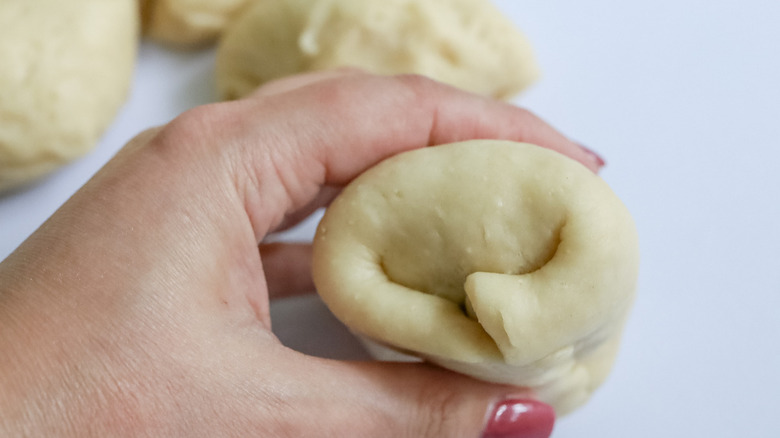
[{"xmin": 227, "ymin": 73, "xmax": 601, "ymax": 235}]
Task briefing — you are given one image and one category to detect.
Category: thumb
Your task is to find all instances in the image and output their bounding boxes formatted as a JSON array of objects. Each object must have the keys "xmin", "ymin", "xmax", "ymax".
[{"xmin": 313, "ymin": 359, "xmax": 555, "ymax": 438}]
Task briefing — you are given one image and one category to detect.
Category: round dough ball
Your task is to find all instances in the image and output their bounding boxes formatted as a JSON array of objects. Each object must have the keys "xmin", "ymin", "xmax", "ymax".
[
  {"xmin": 216, "ymin": 0, "xmax": 539, "ymax": 100},
  {"xmin": 312, "ymin": 141, "xmax": 639, "ymax": 415},
  {"xmin": 142, "ymin": 0, "xmax": 253, "ymax": 48},
  {"xmin": 0, "ymin": 0, "xmax": 138, "ymax": 192}
]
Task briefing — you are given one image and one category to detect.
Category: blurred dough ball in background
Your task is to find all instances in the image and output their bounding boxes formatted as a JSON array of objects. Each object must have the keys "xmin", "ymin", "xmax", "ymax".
[
  {"xmin": 215, "ymin": 0, "xmax": 540, "ymax": 100},
  {"xmin": 0, "ymin": 0, "xmax": 138, "ymax": 193},
  {"xmin": 141, "ymin": 0, "xmax": 254, "ymax": 48}
]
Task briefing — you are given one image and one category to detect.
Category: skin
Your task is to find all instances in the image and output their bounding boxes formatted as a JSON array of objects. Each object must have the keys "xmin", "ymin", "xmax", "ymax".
[{"xmin": 0, "ymin": 71, "xmax": 601, "ymax": 437}]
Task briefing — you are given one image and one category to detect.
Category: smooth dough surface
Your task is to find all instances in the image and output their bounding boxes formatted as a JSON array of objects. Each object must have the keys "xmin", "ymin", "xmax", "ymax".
[
  {"xmin": 0, "ymin": 0, "xmax": 137, "ymax": 192},
  {"xmin": 142, "ymin": 0, "xmax": 253, "ymax": 47},
  {"xmin": 215, "ymin": 0, "xmax": 539, "ymax": 100},
  {"xmin": 312, "ymin": 141, "xmax": 639, "ymax": 415}
]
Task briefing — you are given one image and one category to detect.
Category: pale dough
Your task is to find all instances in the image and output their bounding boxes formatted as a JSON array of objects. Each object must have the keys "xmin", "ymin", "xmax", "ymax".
[
  {"xmin": 0, "ymin": 0, "xmax": 138, "ymax": 192},
  {"xmin": 312, "ymin": 141, "xmax": 639, "ymax": 415},
  {"xmin": 215, "ymin": 0, "xmax": 539, "ymax": 100},
  {"xmin": 142, "ymin": 0, "xmax": 254, "ymax": 48}
]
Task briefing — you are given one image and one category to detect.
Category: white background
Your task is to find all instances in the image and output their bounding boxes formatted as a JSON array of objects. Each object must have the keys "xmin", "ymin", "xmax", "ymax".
[{"xmin": 2, "ymin": 1, "xmax": 779, "ymax": 436}]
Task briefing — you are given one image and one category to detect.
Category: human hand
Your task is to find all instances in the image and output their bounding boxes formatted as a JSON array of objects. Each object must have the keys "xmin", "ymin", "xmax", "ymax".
[{"xmin": 0, "ymin": 70, "xmax": 602, "ymax": 437}]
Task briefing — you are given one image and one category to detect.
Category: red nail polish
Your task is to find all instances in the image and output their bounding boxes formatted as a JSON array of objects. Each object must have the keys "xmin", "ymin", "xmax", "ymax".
[
  {"xmin": 578, "ymin": 144, "xmax": 606, "ymax": 168},
  {"xmin": 481, "ymin": 399, "xmax": 555, "ymax": 438}
]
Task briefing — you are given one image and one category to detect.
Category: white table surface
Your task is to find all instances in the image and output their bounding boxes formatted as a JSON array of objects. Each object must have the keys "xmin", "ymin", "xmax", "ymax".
[{"xmin": 2, "ymin": 1, "xmax": 779, "ymax": 436}]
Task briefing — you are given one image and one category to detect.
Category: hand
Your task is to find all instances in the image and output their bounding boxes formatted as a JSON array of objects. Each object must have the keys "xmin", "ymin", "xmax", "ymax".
[{"xmin": 0, "ymin": 71, "xmax": 601, "ymax": 437}]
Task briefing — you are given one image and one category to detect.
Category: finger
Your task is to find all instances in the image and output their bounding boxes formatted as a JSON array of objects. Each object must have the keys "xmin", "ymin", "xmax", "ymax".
[
  {"xmin": 277, "ymin": 357, "xmax": 555, "ymax": 438},
  {"xmin": 259, "ymin": 242, "xmax": 315, "ymax": 299},
  {"xmin": 342, "ymin": 362, "xmax": 555, "ymax": 438},
  {"xmin": 231, "ymin": 74, "xmax": 602, "ymax": 235},
  {"xmin": 271, "ymin": 73, "xmax": 600, "ymax": 183}
]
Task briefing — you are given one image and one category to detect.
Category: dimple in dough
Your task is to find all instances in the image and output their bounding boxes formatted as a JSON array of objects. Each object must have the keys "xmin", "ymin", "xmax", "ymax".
[
  {"xmin": 215, "ymin": 0, "xmax": 539, "ymax": 100},
  {"xmin": 312, "ymin": 141, "xmax": 640, "ymax": 415},
  {"xmin": 0, "ymin": 0, "xmax": 137, "ymax": 192},
  {"xmin": 141, "ymin": 0, "xmax": 253, "ymax": 48}
]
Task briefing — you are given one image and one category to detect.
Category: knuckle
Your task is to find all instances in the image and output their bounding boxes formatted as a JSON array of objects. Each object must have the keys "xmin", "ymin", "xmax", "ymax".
[
  {"xmin": 307, "ymin": 75, "xmax": 362, "ymax": 108},
  {"xmin": 393, "ymin": 73, "xmax": 442, "ymax": 100},
  {"xmin": 394, "ymin": 72, "xmax": 439, "ymax": 89},
  {"xmin": 165, "ymin": 103, "xmax": 227, "ymax": 140},
  {"xmin": 411, "ymin": 382, "xmax": 468, "ymax": 438},
  {"xmin": 148, "ymin": 102, "xmax": 236, "ymax": 160}
]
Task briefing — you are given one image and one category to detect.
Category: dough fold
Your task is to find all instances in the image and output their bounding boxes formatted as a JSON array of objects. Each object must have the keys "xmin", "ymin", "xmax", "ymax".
[{"xmin": 312, "ymin": 141, "xmax": 639, "ymax": 415}]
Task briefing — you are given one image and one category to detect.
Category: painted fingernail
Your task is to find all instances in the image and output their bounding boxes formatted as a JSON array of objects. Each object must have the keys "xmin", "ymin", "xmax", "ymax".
[
  {"xmin": 578, "ymin": 144, "xmax": 606, "ymax": 168},
  {"xmin": 481, "ymin": 399, "xmax": 555, "ymax": 438}
]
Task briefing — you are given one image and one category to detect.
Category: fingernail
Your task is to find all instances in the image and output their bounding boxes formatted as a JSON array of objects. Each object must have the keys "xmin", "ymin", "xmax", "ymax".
[
  {"xmin": 578, "ymin": 144, "xmax": 606, "ymax": 169},
  {"xmin": 481, "ymin": 399, "xmax": 555, "ymax": 438}
]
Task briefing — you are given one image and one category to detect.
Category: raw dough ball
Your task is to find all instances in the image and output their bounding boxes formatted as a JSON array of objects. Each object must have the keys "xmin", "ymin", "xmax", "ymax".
[
  {"xmin": 142, "ymin": 0, "xmax": 253, "ymax": 48},
  {"xmin": 312, "ymin": 141, "xmax": 639, "ymax": 415},
  {"xmin": 216, "ymin": 0, "xmax": 539, "ymax": 100},
  {"xmin": 0, "ymin": 0, "xmax": 138, "ymax": 192}
]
